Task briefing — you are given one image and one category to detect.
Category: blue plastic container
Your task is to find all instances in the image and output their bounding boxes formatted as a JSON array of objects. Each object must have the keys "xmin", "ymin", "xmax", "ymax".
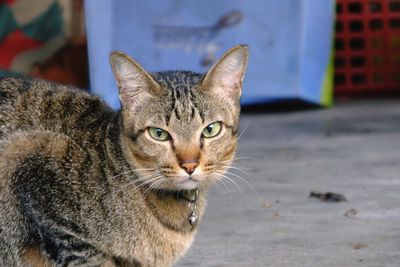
[{"xmin": 85, "ymin": 0, "xmax": 334, "ymax": 109}]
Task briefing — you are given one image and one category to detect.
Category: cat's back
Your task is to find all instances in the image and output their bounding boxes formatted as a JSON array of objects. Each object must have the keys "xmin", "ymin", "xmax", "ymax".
[{"xmin": 0, "ymin": 77, "xmax": 114, "ymax": 140}]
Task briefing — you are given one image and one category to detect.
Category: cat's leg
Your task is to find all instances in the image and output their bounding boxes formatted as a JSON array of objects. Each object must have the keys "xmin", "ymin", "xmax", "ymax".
[
  {"xmin": 101, "ymin": 260, "xmax": 118, "ymax": 267},
  {"xmin": 21, "ymin": 245, "xmax": 117, "ymax": 267},
  {"xmin": 0, "ymin": 142, "xmax": 34, "ymax": 267},
  {"xmin": 112, "ymin": 257, "xmax": 142, "ymax": 267},
  {"xmin": 0, "ymin": 131, "xmax": 111, "ymax": 267}
]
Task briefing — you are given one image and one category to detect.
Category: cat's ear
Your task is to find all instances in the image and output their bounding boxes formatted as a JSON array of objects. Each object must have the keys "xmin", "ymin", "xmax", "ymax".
[
  {"xmin": 201, "ymin": 45, "xmax": 249, "ymax": 101},
  {"xmin": 110, "ymin": 52, "xmax": 161, "ymax": 110}
]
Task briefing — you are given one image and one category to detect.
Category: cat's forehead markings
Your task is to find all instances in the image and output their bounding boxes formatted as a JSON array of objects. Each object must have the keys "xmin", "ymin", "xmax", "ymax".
[
  {"xmin": 149, "ymin": 114, "xmax": 166, "ymax": 126},
  {"xmin": 150, "ymin": 71, "xmax": 211, "ymax": 127},
  {"xmin": 152, "ymin": 71, "xmax": 203, "ymax": 90}
]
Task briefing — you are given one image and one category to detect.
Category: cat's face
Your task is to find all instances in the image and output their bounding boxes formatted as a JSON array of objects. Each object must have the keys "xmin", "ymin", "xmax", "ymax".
[{"xmin": 110, "ymin": 45, "xmax": 248, "ymax": 191}]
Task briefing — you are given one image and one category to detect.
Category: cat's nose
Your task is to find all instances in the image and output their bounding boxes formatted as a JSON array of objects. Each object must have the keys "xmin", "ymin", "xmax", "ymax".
[{"xmin": 180, "ymin": 160, "xmax": 199, "ymax": 175}]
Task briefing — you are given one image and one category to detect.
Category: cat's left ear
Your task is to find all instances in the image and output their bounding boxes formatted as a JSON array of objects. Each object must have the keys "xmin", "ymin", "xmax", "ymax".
[{"xmin": 201, "ymin": 45, "xmax": 249, "ymax": 101}]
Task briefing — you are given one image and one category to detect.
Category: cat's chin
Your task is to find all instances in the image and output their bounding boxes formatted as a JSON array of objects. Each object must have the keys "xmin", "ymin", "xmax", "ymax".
[{"xmin": 175, "ymin": 178, "xmax": 199, "ymax": 190}]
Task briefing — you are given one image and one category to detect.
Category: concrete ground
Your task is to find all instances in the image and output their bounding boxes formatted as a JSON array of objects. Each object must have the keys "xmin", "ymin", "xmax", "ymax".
[{"xmin": 176, "ymin": 100, "xmax": 400, "ymax": 267}]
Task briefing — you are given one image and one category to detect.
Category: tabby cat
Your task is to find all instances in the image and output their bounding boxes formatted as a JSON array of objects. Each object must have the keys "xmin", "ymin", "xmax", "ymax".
[{"xmin": 0, "ymin": 45, "xmax": 248, "ymax": 267}]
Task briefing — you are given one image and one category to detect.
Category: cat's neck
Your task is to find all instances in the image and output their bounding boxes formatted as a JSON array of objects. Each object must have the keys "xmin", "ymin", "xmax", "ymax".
[{"xmin": 141, "ymin": 187, "xmax": 206, "ymax": 233}]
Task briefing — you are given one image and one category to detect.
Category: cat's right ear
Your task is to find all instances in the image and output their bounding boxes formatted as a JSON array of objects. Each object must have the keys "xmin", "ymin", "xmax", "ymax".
[{"xmin": 110, "ymin": 52, "xmax": 161, "ymax": 111}]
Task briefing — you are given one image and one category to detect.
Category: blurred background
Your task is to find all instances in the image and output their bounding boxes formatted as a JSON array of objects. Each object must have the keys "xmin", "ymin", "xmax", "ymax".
[
  {"xmin": 0, "ymin": 0, "xmax": 400, "ymax": 109},
  {"xmin": 0, "ymin": 0, "xmax": 87, "ymax": 88},
  {"xmin": 2, "ymin": 0, "xmax": 399, "ymax": 110}
]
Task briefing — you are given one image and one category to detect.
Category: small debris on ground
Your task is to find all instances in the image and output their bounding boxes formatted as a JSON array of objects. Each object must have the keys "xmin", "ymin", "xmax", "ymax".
[
  {"xmin": 352, "ymin": 243, "xmax": 368, "ymax": 250},
  {"xmin": 272, "ymin": 212, "xmax": 280, "ymax": 219},
  {"xmin": 309, "ymin": 191, "xmax": 347, "ymax": 202},
  {"xmin": 263, "ymin": 202, "xmax": 272, "ymax": 208},
  {"xmin": 344, "ymin": 208, "xmax": 358, "ymax": 218}
]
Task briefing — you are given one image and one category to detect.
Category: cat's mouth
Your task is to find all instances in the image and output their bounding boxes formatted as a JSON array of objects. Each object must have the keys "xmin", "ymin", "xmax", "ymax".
[{"xmin": 157, "ymin": 167, "xmax": 202, "ymax": 190}]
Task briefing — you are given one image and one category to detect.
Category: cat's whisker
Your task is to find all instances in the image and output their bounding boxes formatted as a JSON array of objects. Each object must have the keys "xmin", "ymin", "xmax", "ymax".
[
  {"xmin": 133, "ymin": 172, "xmax": 162, "ymax": 183},
  {"xmin": 218, "ymin": 160, "xmax": 253, "ymax": 176},
  {"xmin": 212, "ymin": 172, "xmax": 247, "ymax": 200},
  {"xmin": 132, "ymin": 175, "xmax": 164, "ymax": 192},
  {"xmin": 215, "ymin": 175, "xmax": 231, "ymax": 191},
  {"xmin": 230, "ymin": 156, "xmax": 254, "ymax": 161},
  {"xmin": 135, "ymin": 175, "xmax": 163, "ymax": 187},
  {"xmin": 222, "ymin": 157, "xmax": 253, "ymax": 165},
  {"xmin": 141, "ymin": 174, "xmax": 163, "ymax": 187},
  {"xmin": 102, "ymin": 170, "xmax": 136, "ymax": 185},
  {"xmin": 221, "ymin": 170, "xmax": 259, "ymax": 198},
  {"xmin": 125, "ymin": 178, "xmax": 161, "ymax": 197},
  {"xmin": 225, "ymin": 165, "xmax": 250, "ymax": 176},
  {"xmin": 212, "ymin": 172, "xmax": 242, "ymax": 192},
  {"xmin": 152, "ymin": 178, "xmax": 167, "ymax": 191},
  {"xmin": 99, "ymin": 168, "xmax": 158, "ymax": 191},
  {"xmin": 106, "ymin": 173, "xmax": 162, "ymax": 196},
  {"xmin": 237, "ymin": 123, "xmax": 249, "ymax": 141},
  {"xmin": 143, "ymin": 177, "xmax": 166, "ymax": 196},
  {"xmin": 219, "ymin": 159, "xmax": 256, "ymax": 173},
  {"xmin": 210, "ymin": 174, "xmax": 234, "ymax": 200},
  {"xmin": 217, "ymin": 174, "xmax": 238, "ymax": 192},
  {"xmin": 220, "ymin": 158, "xmax": 251, "ymax": 167},
  {"xmin": 229, "ymin": 163, "xmax": 254, "ymax": 171},
  {"xmin": 111, "ymin": 168, "xmax": 157, "ymax": 180}
]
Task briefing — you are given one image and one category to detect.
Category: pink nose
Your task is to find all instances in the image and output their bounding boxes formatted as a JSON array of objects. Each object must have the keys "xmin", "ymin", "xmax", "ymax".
[{"xmin": 180, "ymin": 161, "xmax": 198, "ymax": 174}]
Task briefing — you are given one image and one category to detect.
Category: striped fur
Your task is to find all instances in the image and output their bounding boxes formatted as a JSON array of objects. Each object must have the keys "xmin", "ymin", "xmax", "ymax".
[{"xmin": 0, "ymin": 45, "xmax": 248, "ymax": 266}]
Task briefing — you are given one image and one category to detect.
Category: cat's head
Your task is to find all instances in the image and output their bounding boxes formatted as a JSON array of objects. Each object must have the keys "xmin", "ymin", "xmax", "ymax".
[{"xmin": 110, "ymin": 45, "xmax": 248, "ymax": 191}]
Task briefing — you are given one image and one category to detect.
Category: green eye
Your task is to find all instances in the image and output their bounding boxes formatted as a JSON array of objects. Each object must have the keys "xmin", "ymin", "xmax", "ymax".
[
  {"xmin": 148, "ymin": 127, "xmax": 170, "ymax": 141},
  {"xmin": 202, "ymin": 122, "xmax": 222, "ymax": 138}
]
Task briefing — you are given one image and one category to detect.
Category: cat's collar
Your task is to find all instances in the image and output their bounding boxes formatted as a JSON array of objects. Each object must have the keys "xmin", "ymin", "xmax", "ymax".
[
  {"xmin": 178, "ymin": 189, "xmax": 199, "ymax": 228},
  {"xmin": 156, "ymin": 188, "xmax": 200, "ymax": 227},
  {"xmin": 178, "ymin": 188, "xmax": 199, "ymax": 203}
]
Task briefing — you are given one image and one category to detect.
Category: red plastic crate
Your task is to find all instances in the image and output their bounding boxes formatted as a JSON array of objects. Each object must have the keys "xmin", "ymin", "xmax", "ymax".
[{"xmin": 335, "ymin": 0, "xmax": 400, "ymax": 93}]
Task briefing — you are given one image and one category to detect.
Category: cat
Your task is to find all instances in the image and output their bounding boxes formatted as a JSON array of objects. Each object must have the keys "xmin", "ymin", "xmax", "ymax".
[{"xmin": 0, "ymin": 45, "xmax": 248, "ymax": 267}]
